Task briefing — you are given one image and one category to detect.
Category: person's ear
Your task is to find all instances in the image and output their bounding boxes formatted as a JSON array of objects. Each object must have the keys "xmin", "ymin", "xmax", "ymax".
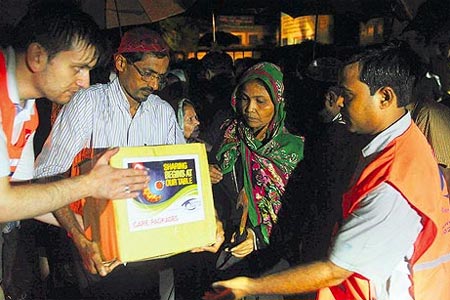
[
  {"xmin": 115, "ymin": 54, "xmax": 127, "ymax": 72},
  {"xmin": 378, "ymin": 87, "xmax": 396, "ymax": 109},
  {"xmin": 325, "ymin": 90, "xmax": 338, "ymax": 107},
  {"xmin": 26, "ymin": 43, "xmax": 48, "ymax": 73}
]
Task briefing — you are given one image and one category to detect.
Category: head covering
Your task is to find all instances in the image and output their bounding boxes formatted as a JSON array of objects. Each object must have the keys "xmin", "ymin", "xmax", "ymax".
[
  {"xmin": 216, "ymin": 62, "xmax": 304, "ymax": 243},
  {"xmin": 176, "ymin": 98, "xmax": 195, "ymax": 134},
  {"xmin": 168, "ymin": 69, "xmax": 187, "ymax": 83},
  {"xmin": 117, "ymin": 27, "xmax": 170, "ymax": 55}
]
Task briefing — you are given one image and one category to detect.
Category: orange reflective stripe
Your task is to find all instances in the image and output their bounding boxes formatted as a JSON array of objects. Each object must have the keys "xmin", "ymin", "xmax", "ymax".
[{"xmin": 0, "ymin": 52, "xmax": 39, "ymax": 176}]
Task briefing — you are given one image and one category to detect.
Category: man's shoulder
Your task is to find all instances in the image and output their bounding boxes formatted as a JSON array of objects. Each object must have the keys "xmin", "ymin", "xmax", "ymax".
[
  {"xmin": 69, "ymin": 82, "xmax": 112, "ymax": 108},
  {"xmin": 416, "ymin": 100, "xmax": 450, "ymax": 123},
  {"xmin": 76, "ymin": 82, "xmax": 109, "ymax": 97}
]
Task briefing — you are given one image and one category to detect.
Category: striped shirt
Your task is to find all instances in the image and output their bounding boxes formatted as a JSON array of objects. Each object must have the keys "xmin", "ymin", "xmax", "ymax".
[
  {"xmin": 34, "ymin": 77, "xmax": 185, "ymax": 178},
  {"xmin": 411, "ymin": 98, "xmax": 450, "ymax": 169}
]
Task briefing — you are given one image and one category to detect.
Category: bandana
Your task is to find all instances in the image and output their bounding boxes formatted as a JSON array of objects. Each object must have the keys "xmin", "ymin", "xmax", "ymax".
[
  {"xmin": 216, "ymin": 62, "xmax": 304, "ymax": 244},
  {"xmin": 117, "ymin": 27, "xmax": 170, "ymax": 55}
]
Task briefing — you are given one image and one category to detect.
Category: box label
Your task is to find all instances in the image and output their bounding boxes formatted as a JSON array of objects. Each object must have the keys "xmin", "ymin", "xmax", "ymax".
[{"xmin": 123, "ymin": 154, "xmax": 205, "ymax": 232}]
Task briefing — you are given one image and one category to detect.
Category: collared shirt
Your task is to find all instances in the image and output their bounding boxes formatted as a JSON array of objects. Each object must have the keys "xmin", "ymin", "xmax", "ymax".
[
  {"xmin": 35, "ymin": 77, "xmax": 185, "ymax": 178},
  {"xmin": 0, "ymin": 47, "xmax": 36, "ymax": 180},
  {"xmin": 329, "ymin": 112, "xmax": 422, "ymax": 300}
]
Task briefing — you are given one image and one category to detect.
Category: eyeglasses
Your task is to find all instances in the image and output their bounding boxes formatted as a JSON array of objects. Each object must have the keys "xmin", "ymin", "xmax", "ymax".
[{"xmin": 128, "ymin": 61, "xmax": 167, "ymax": 86}]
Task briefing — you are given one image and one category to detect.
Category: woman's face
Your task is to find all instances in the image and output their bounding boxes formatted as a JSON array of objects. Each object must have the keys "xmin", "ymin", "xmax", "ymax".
[
  {"xmin": 238, "ymin": 80, "xmax": 275, "ymax": 133},
  {"xmin": 183, "ymin": 103, "xmax": 200, "ymax": 139}
]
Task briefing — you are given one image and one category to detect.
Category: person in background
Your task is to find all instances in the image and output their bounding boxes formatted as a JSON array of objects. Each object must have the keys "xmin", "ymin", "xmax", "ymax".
[
  {"xmin": 275, "ymin": 57, "xmax": 368, "ymax": 270},
  {"xmin": 157, "ymin": 68, "xmax": 190, "ymax": 105},
  {"xmin": 174, "ymin": 98, "xmax": 203, "ymax": 143},
  {"xmin": 207, "ymin": 43, "xmax": 450, "ymax": 300},
  {"xmin": 0, "ymin": 3, "xmax": 149, "ymax": 299},
  {"xmin": 34, "ymin": 27, "xmax": 187, "ymax": 299},
  {"xmin": 197, "ymin": 51, "xmax": 236, "ymax": 154},
  {"xmin": 234, "ymin": 57, "xmax": 259, "ymax": 81},
  {"xmin": 403, "ymin": 36, "xmax": 450, "ymax": 191}
]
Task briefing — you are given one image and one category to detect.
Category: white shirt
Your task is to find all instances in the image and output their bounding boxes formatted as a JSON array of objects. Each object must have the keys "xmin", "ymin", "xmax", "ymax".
[
  {"xmin": 0, "ymin": 47, "xmax": 36, "ymax": 181},
  {"xmin": 35, "ymin": 77, "xmax": 185, "ymax": 178}
]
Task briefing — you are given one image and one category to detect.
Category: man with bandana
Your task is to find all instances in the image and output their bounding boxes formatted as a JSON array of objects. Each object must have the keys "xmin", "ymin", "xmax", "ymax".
[{"xmin": 34, "ymin": 27, "xmax": 187, "ymax": 299}]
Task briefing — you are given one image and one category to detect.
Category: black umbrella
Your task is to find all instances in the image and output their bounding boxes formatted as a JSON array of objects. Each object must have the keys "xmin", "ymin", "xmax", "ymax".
[
  {"xmin": 198, "ymin": 31, "xmax": 240, "ymax": 47},
  {"xmin": 80, "ymin": 0, "xmax": 197, "ymax": 29}
]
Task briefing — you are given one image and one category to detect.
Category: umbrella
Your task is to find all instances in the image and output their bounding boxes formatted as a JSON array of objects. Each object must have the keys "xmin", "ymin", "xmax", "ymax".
[
  {"xmin": 80, "ymin": 0, "xmax": 197, "ymax": 30},
  {"xmin": 198, "ymin": 31, "xmax": 240, "ymax": 47}
]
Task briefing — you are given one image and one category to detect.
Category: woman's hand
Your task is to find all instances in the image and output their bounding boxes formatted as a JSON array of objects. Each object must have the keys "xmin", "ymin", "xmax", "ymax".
[
  {"xmin": 229, "ymin": 228, "xmax": 256, "ymax": 258},
  {"xmin": 209, "ymin": 164, "xmax": 223, "ymax": 184},
  {"xmin": 191, "ymin": 216, "xmax": 225, "ymax": 253}
]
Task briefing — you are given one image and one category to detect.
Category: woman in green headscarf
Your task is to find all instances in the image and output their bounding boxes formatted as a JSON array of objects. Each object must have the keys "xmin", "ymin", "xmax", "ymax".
[{"xmin": 210, "ymin": 62, "xmax": 304, "ymax": 274}]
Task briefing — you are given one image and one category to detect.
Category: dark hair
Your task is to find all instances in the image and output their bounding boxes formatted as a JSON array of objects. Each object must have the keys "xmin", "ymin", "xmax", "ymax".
[
  {"xmin": 12, "ymin": 1, "xmax": 105, "ymax": 64},
  {"xmin": 201, "ymin": 51, "xmax": 234, "ymax": 75},
  {"xmin": 346, "ymin": 42, "xmax": 416, "ymax": 107}
]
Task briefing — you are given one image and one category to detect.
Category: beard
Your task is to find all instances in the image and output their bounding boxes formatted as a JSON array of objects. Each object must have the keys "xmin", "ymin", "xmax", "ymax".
[{"xmin": 134, "ymin": 87, "xmax": 154, "ymax": 103}]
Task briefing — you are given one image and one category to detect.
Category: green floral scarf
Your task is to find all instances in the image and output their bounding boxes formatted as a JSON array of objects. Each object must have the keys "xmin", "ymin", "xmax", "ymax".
[{"xmin": 216, "ymin": 62, "xmax": 304, "ymax": 244}]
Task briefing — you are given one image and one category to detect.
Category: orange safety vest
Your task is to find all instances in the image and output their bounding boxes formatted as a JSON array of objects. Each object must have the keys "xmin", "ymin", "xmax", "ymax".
[
  {"xmin": 0, "ymin": 51, "xmax": 39, "ymax": 177},
  {"xmin": 317, "ymin": 122, "xmax": 450, "ymax": 300}
]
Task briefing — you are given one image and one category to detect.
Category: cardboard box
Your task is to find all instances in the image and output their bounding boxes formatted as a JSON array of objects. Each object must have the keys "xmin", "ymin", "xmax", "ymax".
[{"xmin": 82, "ymin": 143, "xmax": 216, "ymax": 262}]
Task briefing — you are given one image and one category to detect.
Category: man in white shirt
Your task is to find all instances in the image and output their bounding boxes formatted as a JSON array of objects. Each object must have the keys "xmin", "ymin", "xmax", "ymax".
[{"xmin": 34, "ymin": 27, "xmax": 204, "ymax": 300}]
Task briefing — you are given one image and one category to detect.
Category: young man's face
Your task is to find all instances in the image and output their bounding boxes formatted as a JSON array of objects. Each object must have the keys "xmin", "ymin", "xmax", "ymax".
[
  {"xmin": 339, "ymin": 62, "xmax": 381, "ymax": 134},
  {"xmin": 38, "ymin": 43, "xmax": 97, "ymax": 105}
]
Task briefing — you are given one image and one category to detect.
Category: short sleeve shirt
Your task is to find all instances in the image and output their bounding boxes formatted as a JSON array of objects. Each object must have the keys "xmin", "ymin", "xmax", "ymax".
[{"xmin": 329, "ymin": 113, "xmax": 423, "ymax": 300}]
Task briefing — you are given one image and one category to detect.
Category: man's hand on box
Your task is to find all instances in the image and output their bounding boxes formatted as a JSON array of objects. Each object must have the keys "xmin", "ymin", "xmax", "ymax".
[
  {"xmin": 192, "ymin": 216, "xmax": 225, "ymax": 253},
  {"xmin": 73, "ymin": 233, "xmax": 121, "ymax": 277},
  {"xmin": 87, "ymin": 148, "xmax": 150, "ymax": 200}
]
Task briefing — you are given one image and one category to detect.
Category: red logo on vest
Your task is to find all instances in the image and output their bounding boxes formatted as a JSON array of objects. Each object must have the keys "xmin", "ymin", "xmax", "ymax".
[{"xmin": 24, "ymin": 128, "xmax": 32, "ymax": 142}]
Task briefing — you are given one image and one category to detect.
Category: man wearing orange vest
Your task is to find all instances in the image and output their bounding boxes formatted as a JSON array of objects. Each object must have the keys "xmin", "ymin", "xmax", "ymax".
[
  {"xmin": 0, "ymin": 5, "xmax": 150, "ymax": 234},
  {"xmin": 207, "ymin": 43, "xmax": 450, "ymax": 300},
  {"xmin": 0, "ymin": 4, "xmax": 151, "ymax": 298}
]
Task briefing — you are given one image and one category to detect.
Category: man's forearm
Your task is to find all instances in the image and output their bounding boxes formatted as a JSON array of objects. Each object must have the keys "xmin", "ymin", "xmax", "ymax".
[
  {"xmin": 1, "ymin": 148, "xmax": 149, "ymax": 223},
  {"xmin": 246, "ymin": 260, "xmax": 352, "ymax": 296},
  {"xmin": 0, "ymin": 174, "xmax": 93, "ymax": 222},
  {"xmin": 54, "ymin": 205, "xmax": 84, "ymax": 237}
]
